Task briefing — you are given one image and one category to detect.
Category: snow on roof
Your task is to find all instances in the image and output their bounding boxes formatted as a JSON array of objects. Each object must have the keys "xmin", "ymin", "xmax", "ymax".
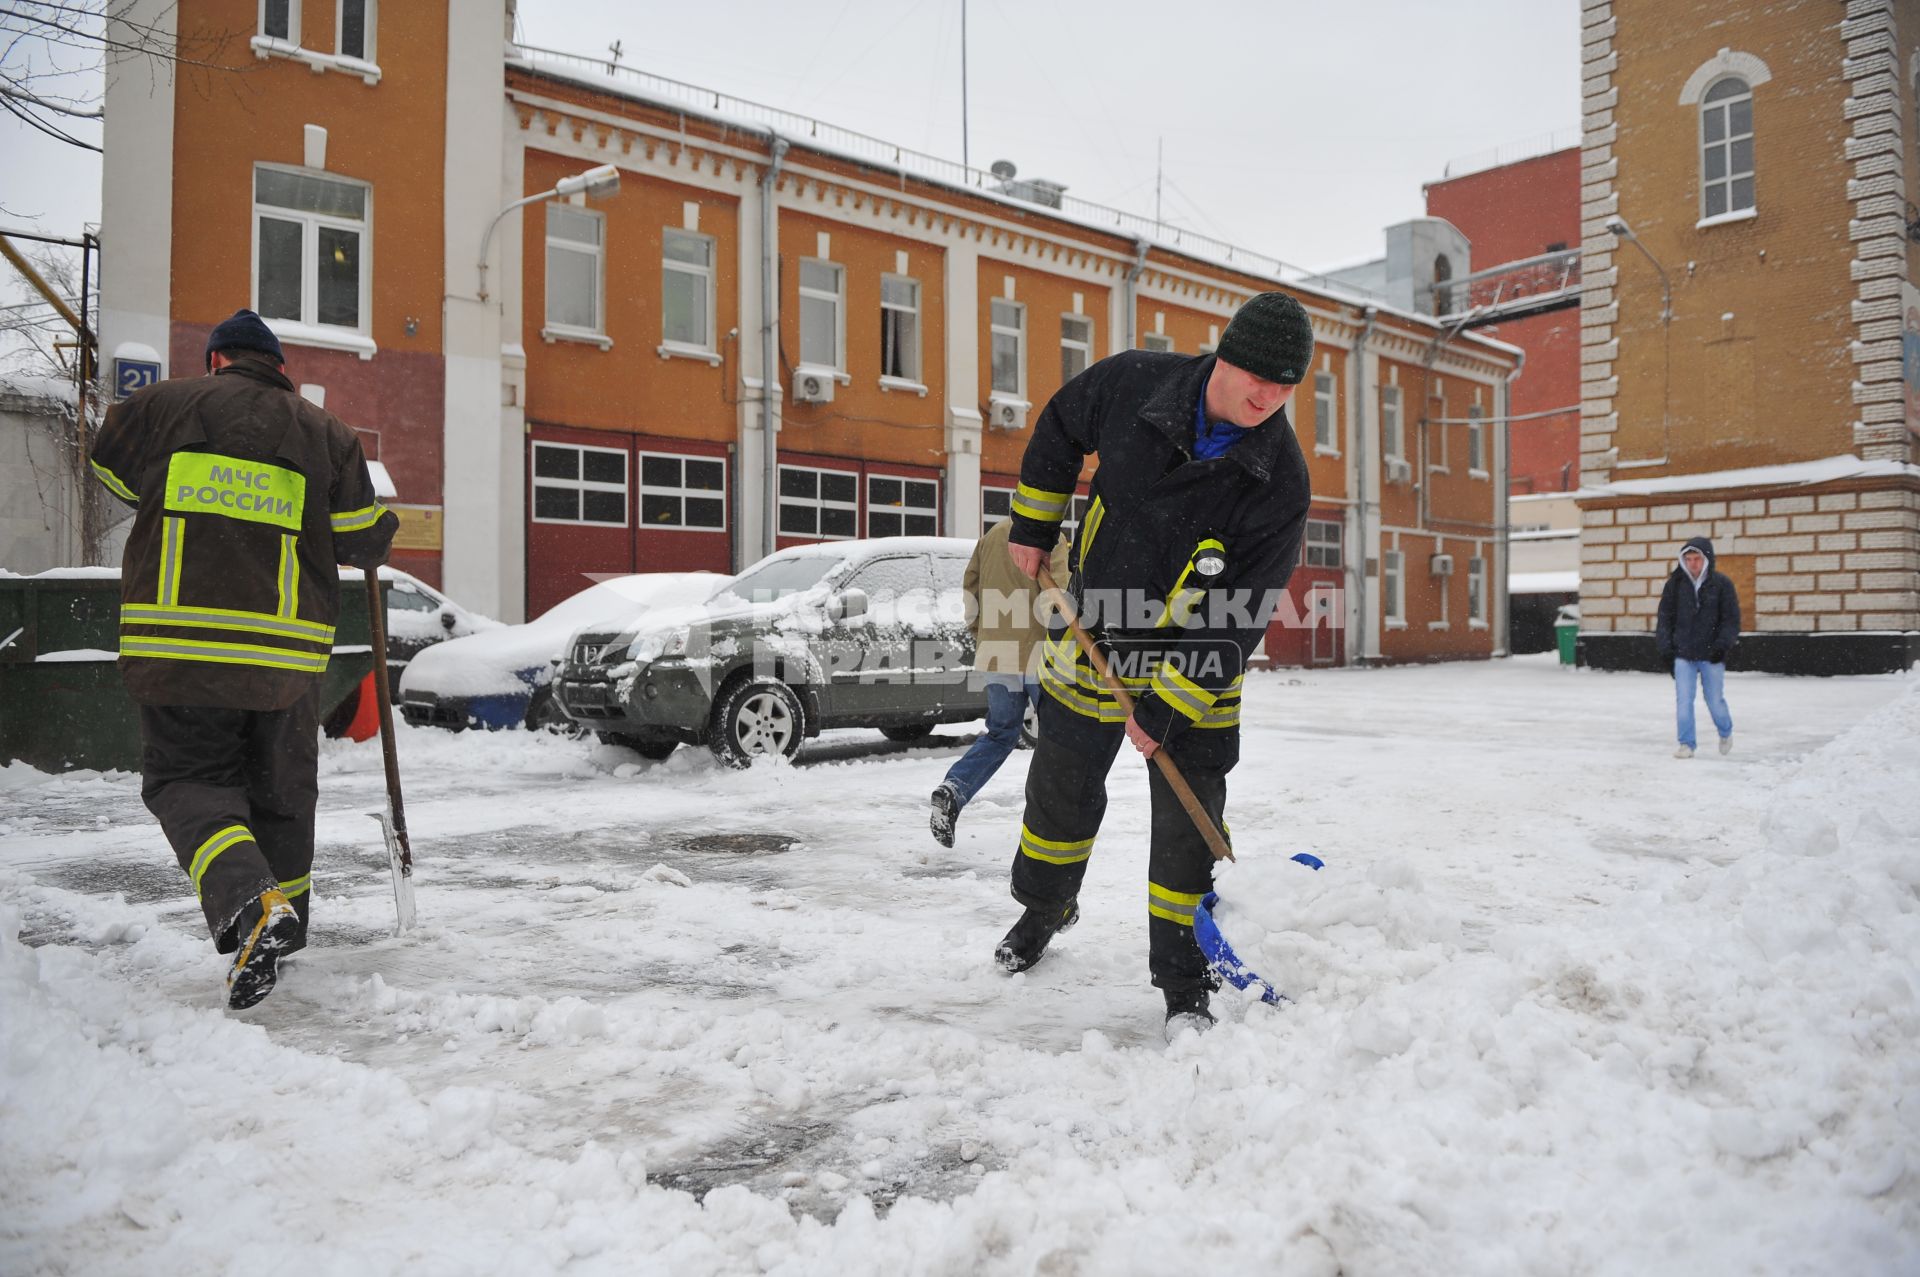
[
  {"xmin": 0, "ymin": 374, "xmax": 77, "ymax": 406},
  {"xmin": 1579, "ymin": 454, "xmax": 1920, "ymax": 499},
  {"xmin": 1510, "ymin": 570, "xmax": 1580, "ymax": 594}
]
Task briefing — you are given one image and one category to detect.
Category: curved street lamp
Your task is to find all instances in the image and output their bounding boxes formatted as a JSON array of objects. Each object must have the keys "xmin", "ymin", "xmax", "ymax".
[{"xmin": 476, "ymin": 163, "xmax": 621, "ymax": 302}]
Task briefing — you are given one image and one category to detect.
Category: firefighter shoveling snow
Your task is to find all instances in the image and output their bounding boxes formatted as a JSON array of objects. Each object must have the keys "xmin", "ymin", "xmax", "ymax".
[{"xmin": 2, "ymin": 658, "xmax": 1917, "ymax": 1275}]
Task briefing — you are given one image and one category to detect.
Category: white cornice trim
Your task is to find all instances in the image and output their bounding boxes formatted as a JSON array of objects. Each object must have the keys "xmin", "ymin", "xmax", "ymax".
[{"xmin": 1678, "ymin": 49, "xmax": 1773, "ymax": 105}]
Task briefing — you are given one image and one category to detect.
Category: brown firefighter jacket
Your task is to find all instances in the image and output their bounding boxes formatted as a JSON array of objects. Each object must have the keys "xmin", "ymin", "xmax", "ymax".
[
  {"xmin": 965, "ymin": 517, "xmax": 1071, "ymax": 676},
  {"xmin": 90, "ymin": 358, "xmax": 400, "ymax": 710}
]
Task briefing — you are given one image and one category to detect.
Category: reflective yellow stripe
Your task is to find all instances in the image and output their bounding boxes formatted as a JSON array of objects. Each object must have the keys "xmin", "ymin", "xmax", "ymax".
[
  {"xmin": 1012, "ymin": 482, "xmax": 1070, "ymax": 522},
  {"xmin": 90, "ymin": 459, "xmax": 138, "ymax": 502},
  {"xmin": 1148, "ymin": 882, "xmax": 1204, "ymax": 926},
  {"xmin": 1150, "ymin": 661, "xmax": 1218, "ymax": 724},
  {"xmin": 1018, "ymin": 824, "xmax": 1096, "ymax": 865},
  {"xmin": 1080, "ymin": 496, "xmax": 1106, "ymax": 564},
  {"xmin": 1040, "ymin": 672, "xmax": 1129, "ymax": 723},
  {"xmin": 121, "ymin": 604, "xmax": 333, "ymax": 644},
  {"xmin": 1155, "ymin": 538, "xmax": 1226, "ymax": 628},
  {"xmin": 120, "ymin": 636, "xmax": 330, "ymax": 674},
  {"xmin": 331, "ymin": 502, "xmax": 387, "ymax": 534},
  {"xmin": 158, "ymin": 516, "xmax": 184, "ymax": 606},
  {"xmin": 188, "ymin": 824, "xmax": 253, "ymax": 898},
  {"xmin": 278, "ymin": 874, "xmax": 312, "ymax": 900},
  {"xmin": 1194, "ymin": 696, "xmax": 1242, "ymax": 730},
  {"xmin": 277, "ymin": 534, "xmax": 300, "ymax": 620}
]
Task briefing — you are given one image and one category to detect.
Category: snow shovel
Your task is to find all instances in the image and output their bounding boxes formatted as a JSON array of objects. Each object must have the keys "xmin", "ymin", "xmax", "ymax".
[
  {"xmin": 363, "ymin": 570, "xmax": 417, "ymax": 934},
  {"xmin": 1034, "ymin": 564, "xmax": 1320, "ymax": 1002}
]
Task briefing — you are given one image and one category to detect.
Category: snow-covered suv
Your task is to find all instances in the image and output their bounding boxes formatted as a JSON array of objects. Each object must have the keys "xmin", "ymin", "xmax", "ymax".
[{"xmin": 554, "ymin": 538, "xmax": 989, "ymax": 765}]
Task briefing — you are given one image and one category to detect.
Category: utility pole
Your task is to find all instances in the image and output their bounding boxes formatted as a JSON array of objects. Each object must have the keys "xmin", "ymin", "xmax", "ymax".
[
  {"xmin": 1155, "ymin": 137, "xmax": 1164, "ymax": 234},
  {"xmin": 960, "ymin": 0, "xmax": 970, "ymax": 172},
  {"xmin": 1, "ymin": 230, "xmax": 101, "ymax": 563}
]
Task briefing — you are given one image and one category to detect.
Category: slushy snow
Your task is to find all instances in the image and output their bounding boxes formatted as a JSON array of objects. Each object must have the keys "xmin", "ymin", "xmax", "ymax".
[{"xmin": 2, "ymin": 657, "xmax": 1916, "ymax": 1275}]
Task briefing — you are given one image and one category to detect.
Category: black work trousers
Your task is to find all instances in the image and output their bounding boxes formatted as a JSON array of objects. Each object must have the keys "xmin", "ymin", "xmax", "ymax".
[
  {"xmin": 1009, "ymin": 692, "xmax": 1229, "ymax": 994},
  {"xmin": 138, "ymin": 687, "xmax": 320, "ymax": 950}
]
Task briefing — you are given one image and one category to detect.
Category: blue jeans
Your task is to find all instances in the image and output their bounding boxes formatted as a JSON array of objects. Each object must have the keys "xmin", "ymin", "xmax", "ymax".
[
  {"xmin": 1674, "ymin": 658, "xmax": 1733, "ymax": 750},
  {"xmin": 942, "ymin": 673, "xmax": 1040, "ymax": 807}
]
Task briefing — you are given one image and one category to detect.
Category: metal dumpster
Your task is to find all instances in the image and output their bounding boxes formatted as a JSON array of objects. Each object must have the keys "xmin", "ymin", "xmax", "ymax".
[{"xmin": 0, "ymin": 571, "xmax": 378, "ymax": 773}]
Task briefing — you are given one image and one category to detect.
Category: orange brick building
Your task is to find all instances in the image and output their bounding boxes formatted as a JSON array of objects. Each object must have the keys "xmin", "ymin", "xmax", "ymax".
[
  {"xmin": 98, "ymin": 0, "xmax": 1520, "ymax": 665},
  {"xmin": 1575, "ymin": 0, "xmax": 1920, "ymax": 672}
]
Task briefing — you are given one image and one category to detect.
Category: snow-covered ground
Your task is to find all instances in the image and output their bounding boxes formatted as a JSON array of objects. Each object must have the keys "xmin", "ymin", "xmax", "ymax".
[{"xmin": 3, "ymin": 656, "xmax": 1916, "ymax": 1275}]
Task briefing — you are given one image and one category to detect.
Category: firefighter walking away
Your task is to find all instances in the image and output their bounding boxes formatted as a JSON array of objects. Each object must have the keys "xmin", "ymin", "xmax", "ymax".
[{"xmin": 90, "ymin": 309, "xmax": 399, "ymax": 1009}]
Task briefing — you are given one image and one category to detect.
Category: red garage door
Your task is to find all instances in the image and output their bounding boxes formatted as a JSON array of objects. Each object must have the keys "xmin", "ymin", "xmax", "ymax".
[{"xmin": 1264, "ymin": 513, "xmax": 1345, "ymax": 668}]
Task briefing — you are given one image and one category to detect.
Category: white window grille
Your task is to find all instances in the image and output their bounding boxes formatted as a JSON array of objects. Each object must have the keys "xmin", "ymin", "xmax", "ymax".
[
  {"xmin": 532, "ymin": 442, "xmax": 627, "ymax": 526},
  {"xmin": 1303, "ymin": 519, "xmax": 1342, "ymax": 568},
  {"xmin": 662, "ymin": 230, "xmax": 714, "ymax": 351},
  {"xmin": 1381, "ymin": 386, "xmax": 1404, "ymax": 460},
  {"xmin": 1313, "ymin": 371, "xmax": 1337, "ymax": 451},
  {"xmin": 990, "ymin": 299, "xmax": 1025, "ymax": 397},
  {"xmin": 799, "ymin": 260, "xmax": 844, "ymax": 370},
  {"xmin": 253, "ymin": 166, "xmax": 369, "ymax": 333},
  {"xmin": 1061, "ymin": 314, "xmax": 1093, "ymax": 382},
  {"xmin": 1468, "ymin": 406, "xmax": 1487, "ymax": 474},
  {"xmin": 1700, "ymin": 77, "xmax": 1755, "ymax": 219},
  {"xmin": 778, "ymin": 465, "xmax": 858, "ymax": 539},
  {"xmin": 638, "ymin": 452, "xmax": 726, "ymax": 531},
  {"xmin": 545, "ymin": 204, "xmax": 604, "ymax": 335},
  {"xmin": 981, "ymin": 485, "xmax": 1015, "ymax": 534},
  {"xmin": 337, "ymin": 0, "xmax": 373, "ymax": 60},
  {"xmin": 880, "ymin": 275, "xmax": 921, "ymax": 382},
  {"xmin": 260, "ymin": 0, "xmax": 298, "ymax": 40},
  {"xmin": 866, "ymin": 473, "xmax": 938, "ymax": 538},
  {"xmin": 1468, "ymin": 556, "xmax": 1486, "ymax": 622},
  {"xmin": 1142, "ymin": 332, "xmax": 1173, "ymax": 353},
  {"xmin": 1383, "ymin": 551, "xmax": 1404, "ymax": 623}
]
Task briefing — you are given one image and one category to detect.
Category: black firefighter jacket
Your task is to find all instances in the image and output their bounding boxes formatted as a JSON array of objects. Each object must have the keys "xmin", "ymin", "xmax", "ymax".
[
  {"xmin": 1008, "ymin": 350, "xmax": 1312, "ymax": 764},
  {"xmin": 1654, "ymin": 535, "xmax": 1743, "ymax": 663},
  {"xmin": 90, "ymin": 359, "xmax": 399, "ymax": 710}
]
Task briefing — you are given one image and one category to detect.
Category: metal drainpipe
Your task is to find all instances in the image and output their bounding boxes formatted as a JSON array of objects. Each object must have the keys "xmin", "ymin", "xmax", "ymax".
[
  {"xmin": 759, "ymin": 132, "xmax": 789, "ymax": 561},
  {"xmin": 1351, "ymin": 305, "xmax": 1378, "ymax": 663},
  {"xmin": 1497, "ymin": 348, "xmax": 1525, "ymax": 658},
  {"xmin": 1122, "ymin": 239, "xmax": 1149, "ymax": 349}
]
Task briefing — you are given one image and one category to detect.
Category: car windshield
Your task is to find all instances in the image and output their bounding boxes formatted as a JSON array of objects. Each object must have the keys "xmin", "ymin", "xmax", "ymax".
[{"xmin": 710, "ymin": 555, "xmax": 841, "ymax": 604}]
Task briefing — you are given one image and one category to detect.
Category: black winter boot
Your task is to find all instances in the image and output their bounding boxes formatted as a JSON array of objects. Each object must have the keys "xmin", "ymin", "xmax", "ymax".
[
  {"xmin": 994, "ymin": 898, "xmax": 1080, "ymax": 973},
  {"xmin": 227, "ymin": 888, "xmax": 301, "ymax": 1010},
  {"xmin": 1163, "ymin": 988, "xmax": 1216, "ymax": 1041},
  {"xmin": 929, "ymin": 783, "xmax": 960, "ymax": 849}
]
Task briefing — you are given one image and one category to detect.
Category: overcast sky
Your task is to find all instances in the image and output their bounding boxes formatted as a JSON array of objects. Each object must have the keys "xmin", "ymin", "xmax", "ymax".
[{"xmin": 2, "ymin": 0, "xmax": 1578, "ymax": 299}]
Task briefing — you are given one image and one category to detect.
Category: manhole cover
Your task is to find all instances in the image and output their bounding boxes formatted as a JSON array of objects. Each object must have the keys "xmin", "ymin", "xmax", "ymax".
[{"xmin": 681, "ymin": 833, "xmax": 799, "ymax": 856}]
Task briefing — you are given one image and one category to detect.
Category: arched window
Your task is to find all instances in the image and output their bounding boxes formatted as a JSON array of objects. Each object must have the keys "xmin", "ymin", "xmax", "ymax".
[{"xmin": 1700, "ymin": 77, "xmax": 1754, "ymax": 218}]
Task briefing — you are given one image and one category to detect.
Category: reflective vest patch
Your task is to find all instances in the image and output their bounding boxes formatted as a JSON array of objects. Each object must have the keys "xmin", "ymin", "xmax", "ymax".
[{"xmin": 164, "ymin": 452, "xmax": 306, "ymax": 530}]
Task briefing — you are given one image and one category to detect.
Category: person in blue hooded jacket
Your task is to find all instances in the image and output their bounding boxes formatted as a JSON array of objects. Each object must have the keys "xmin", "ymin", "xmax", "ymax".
[{"xmin": 1654, "ymin": 535, "xmax": 1741, "ymax": 758}]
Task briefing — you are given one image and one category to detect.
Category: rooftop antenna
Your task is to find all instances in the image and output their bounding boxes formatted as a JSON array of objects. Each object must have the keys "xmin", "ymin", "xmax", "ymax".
[
  {"xmin": 960, "ymin": 0, "xmax": 970, "ymax": 173},
  {"xmin": 607, "ymin": 39, "xmax": 623, "ymax": 70},
  {"xmin": 1155, "ymin": 137, "xmax": 1164, "ymax": 235}
]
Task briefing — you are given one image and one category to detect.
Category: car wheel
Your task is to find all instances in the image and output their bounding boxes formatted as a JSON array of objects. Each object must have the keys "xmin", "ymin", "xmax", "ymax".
[
  {"xmin": 710, "ymin": 677, "xmax": 804, "ymax": 768},
  {"xmin": 523, "ymin": 685, "xmax": 585, "ymax": 737},
  {"xmin": 879, "ymin": 723, "xmax": 935, "ymax": 743},
  {"xmin": 596, "ymin": 731, "xmax": 677, "ymax": 760},
  {"xmin": 1018, "ymin": 697, "xmax": 1040, "ymax": 749}
]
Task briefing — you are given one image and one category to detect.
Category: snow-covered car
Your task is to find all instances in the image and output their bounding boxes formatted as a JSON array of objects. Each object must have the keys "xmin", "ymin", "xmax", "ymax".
[
  {"xmin": 339, "ymin": 566, "xmax": 498, "ymax": 693},
  {"xmin": 554, "ymin": 538, "xmax": 990, "ymax": 765},
  {"xmin": 397, "ymin": 572, "xmax": 723, "ymax": 732}
]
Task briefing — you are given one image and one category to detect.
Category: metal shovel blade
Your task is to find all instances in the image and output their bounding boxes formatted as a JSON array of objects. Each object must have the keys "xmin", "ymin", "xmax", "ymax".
[{"xmin": 372, "ymin": 808, "xmax": 416, "ymax": 935}]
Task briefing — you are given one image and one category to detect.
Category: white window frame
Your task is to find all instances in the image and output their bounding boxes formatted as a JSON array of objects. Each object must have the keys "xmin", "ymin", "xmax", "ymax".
[
  {"xmin": 659, "ymin": 228, "xmax": 716, "ymax": 355},
  {"xmin": 335, "ymin": 0, "xmax": 375, "ymax": 63},
  {"xmin": 1313, "ymin": 371, "xmax": 1338, "ymax": 454},
  {"xmin": 1468, "ymin": 556, "xmax": 1487, "ymax": 626},
  {"xmin": 251, "ymin": 163, "xmax": 373, "ymax": 350},
  {"xmin": 531, "ymin": 441, "xmax": 629, "ymax": 527},
  {"xmin": 989, "ymin": 299, "xmax": 1026, "ymax": 399},
  {"xmin": 879, "ymin": 274, "xmax": 923, "ymax": 389},
  {"xmin": 1061, "ymin": 313, "xmax": 1094, "ymax": 383},
  {"xmin": 1468, "ymin": 406, "xmax": 1488, "ymax": 477},
  {"xmin": 1699, "ymin": 76, "xmax": 1756, "ymax": 223},
  {"xmin": 543, "ymin": 204, "xmax": 607, "ymax": 347},
  {"xmin": 259, "ymin": 0, "xmax": 299, "ymax": 41},
  {"xmin": 980, "ymin": 484, "xmax": 1016, "ymax": 535},
  {"xmin": 1142, "ymin": 332, "xmax": 1174, "ymax": 353},
  {"xmin": 798, "ymin": 258, "xmax": 846, "ymax": 374},
  {"xmin": 777, "ymin": 464, "xmax": 859, "ymax": 541},
  {"xmin": 1303, "ymin": 518, "xmax": 1342, "ymax": 568},
  {"xmin": 865, "ymin": 472, "xmax": 940, "ymax": 539},
  {"xmin": 1383, "ymin": 550, "xmax": 1405, "ymax": 626},
  {"xmin": 1381, "ymin": 386, "xmax": 1404, "ymax": 461},
  {"xmin": 637, "ymin": 450, "xmax": 727, "ymax": 533}
]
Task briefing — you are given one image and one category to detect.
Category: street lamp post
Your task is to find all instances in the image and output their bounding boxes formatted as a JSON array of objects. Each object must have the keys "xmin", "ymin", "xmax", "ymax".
[
  {"xmin": 1605, "ymin": 214, "xmax": 1673, "ymax": 467},
  {"xmin": 476, "ymin": 163, "xmax": 621, "ymax": 302},
  {"xmin": 1606, "ymin": 214, "xmax": 1671, "ymax": 323}
]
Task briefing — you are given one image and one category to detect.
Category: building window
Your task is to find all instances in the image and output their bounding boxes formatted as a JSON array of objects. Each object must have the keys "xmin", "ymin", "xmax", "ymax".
[
  {"xmin": 1468, "ymin": 556, "xmax": 1486, "ymax": 622},
  {"xmin": 337, "ymin": 0, "xmax": 373, "ymax": 60},
  {"xmin": 778, "ymin": 465, "xmax": 857, "ymax": 539},
  {"xmin": 981, "ymin": 485, "xmax": 1014, "ymax": 534},
  {"xmin": 1061, "ymin": 314, "xmax": 1093, "ymax": 382},
  {"xmin": 532, "ymin": 442, "xmax": 627, "ymax": 526},
  {"xmin": 880, "ymin": 275, "xmax": 921, "ymax": 382},
  {"xmin": 1303, "ymin": 519, "xmax": 1342, "ymax": 568},
  {"xmin": 545, "ymin": 204, "xmax": 604, "ymax": 335},
  {"xmin": 261, "ymin": 0, "xmax": 298, "ymax": 40},
  {"xmin": 799, "ymin": 259, "xmax": 844, "ymax": 370},
  {"xmin": 1142, "ymin": 332, "xmax": 1173, "ymax": 353},
  {"xmin": 1700, "ymin": 77, "xmax": 1755, "ymax": 219},
  {"xmin": 659, "ymin": 229, "xmax": 715, "ymax": 351},
  {"xmin": 1468, "ymin": 406, "xmax": 1487, "ymax": 474},
  {"xmin": 1313, "ymin": 371, "xmax": 1337, "ymax": 451},
  {"xmin": 990, "ymin": 299, "xmax": 1025, "ymax": 397},
  {"xmin": 638, "ymin": 452, "xmax": 725, "ymax": 531},
  {"xmin": 1383, "ymin": 550, "xmax": 1404, "ymax": 623},
  {"xmin": 867, "ymin": 473, "xmax": 938, "ymax": 538},
  {"xmin": 1381, "ymin": 385, "xmax": 1403, "ymax": 460},
  {"xmin": 253, "ymin": 166, "xmax": 368, "ymax": 332}
]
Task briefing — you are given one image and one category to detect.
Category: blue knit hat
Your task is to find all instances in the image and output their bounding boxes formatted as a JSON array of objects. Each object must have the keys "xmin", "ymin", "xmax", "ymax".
[{"xmin": 204, "ymin": 309, "xmax": 284, "ymax": 369}]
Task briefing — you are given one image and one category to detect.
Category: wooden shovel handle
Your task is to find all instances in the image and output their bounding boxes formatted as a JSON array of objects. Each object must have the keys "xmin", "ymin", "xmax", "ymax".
[
  {"xmin": 1035, "ymin": 565, "xmax": 1234, "ymax": 862},
  {"xmin": 364, "ymin": 571, "xmax": 412, "ymax": 871}
]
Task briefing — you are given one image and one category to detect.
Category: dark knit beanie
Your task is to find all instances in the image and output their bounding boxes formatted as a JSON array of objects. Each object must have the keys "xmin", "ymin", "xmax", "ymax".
[
  {"xmin": 1215, "ymin": 292, "xmax": 1314, "ymax": 385},
  {"xmin": 204, "ymin": 309, "xmax": 284, "ymax": 370}
]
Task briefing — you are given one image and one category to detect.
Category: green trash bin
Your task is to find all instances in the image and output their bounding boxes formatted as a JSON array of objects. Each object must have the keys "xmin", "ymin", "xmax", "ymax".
[{"xmin": 1554, "ymin": 604, "xmax": 1579, "ymax": 666}]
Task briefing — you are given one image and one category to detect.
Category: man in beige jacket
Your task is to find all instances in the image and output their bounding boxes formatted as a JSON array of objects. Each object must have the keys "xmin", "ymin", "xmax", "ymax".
[{"xmin": 930, "ymin": 518, "xmax": 1071, "ymax": 847}]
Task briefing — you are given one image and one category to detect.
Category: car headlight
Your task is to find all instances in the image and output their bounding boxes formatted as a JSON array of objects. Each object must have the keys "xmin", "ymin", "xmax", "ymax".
[{"xmin": 628, "ymin": 628, "xmax": 691, "ymax": 664}]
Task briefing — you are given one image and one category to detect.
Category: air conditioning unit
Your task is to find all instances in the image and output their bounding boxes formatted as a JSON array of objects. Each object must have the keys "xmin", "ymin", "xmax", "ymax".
[
  {"xmin": 1429, "ymin": 553, "xmax": 1454, "ymax": 577},
  {"xmin": 989, "ymin": 396, "xmax": 1029, "ymax": 431},
  {"xmin": 793, "ymin": 371, "xmax": 836, "ymax": 404},
  {"xmin": 1386, "ymin": 457, "xmax": 1412, "ymax": 483}
]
